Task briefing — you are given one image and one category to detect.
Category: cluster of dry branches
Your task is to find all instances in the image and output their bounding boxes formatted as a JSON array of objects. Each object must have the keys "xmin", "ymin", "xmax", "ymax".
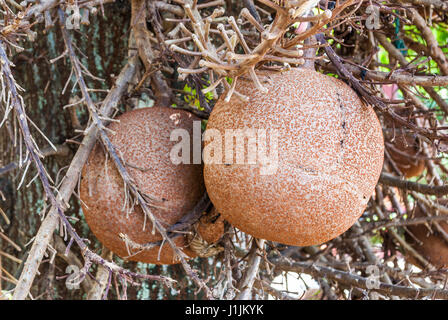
[{"xmin": 0, "ymin": 0, "xmax": 448, "ymax": 300}]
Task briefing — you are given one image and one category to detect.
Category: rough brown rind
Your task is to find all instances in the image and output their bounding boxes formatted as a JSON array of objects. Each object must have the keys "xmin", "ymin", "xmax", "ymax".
[
  {"xmin": 80, "ymin": 107, "xmax": 205, "ymax": 264},
  {"xmin": 406, "ymin": 200, "xmax": 448, "ymax": 269},
  {"xmin": 204, "ymin": 68, "xmax": 384, "ymax": 246}
]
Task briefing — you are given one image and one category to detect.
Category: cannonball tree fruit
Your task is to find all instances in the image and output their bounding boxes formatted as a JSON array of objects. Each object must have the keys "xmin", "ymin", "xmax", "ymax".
[
  {"xmin": 80, "ymin": 106, "xmax": 222, "ymax": 264},
  {"xmin": 203, "ymin": 68, "xmax": 384, "ymax": 246}
]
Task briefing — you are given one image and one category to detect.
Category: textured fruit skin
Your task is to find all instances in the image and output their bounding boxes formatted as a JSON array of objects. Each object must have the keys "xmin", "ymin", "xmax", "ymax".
[
  {"xmin": 80, "ymin": 107, "xmax": 205, "ymax": 264},
  {"xmin": 204, "ymin": 68, "xmax": 384, "ymax": 246},
  {"xmin": 406, "ymin": 200, "xmax": 448, "ymax": 269}
]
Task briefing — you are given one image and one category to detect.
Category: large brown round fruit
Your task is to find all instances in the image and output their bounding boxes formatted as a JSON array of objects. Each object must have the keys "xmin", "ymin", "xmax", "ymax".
[
  {"xmin": 203, "ymin": 68, "xmax": 384, "ymax": 246},
  {"xmin": 80, "ymin": 107, "xmax": 205, "ymax": 264},
  {"xmin": 406, "ymin": 200, "xmax": 448, "ymax": 269}
]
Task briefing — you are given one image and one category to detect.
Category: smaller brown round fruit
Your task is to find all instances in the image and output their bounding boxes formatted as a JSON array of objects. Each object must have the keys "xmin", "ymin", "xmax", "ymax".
[
  {"xmin": 383, "ymin": 111, "xmax": 425, "ymax": 178},
  {"xmin": 406, "ymin": 200, "xmax": 448, "ymax": 269},
  {"xmin": 80, "ymin": 107, "xmax": 205, "ymax": 264}
]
